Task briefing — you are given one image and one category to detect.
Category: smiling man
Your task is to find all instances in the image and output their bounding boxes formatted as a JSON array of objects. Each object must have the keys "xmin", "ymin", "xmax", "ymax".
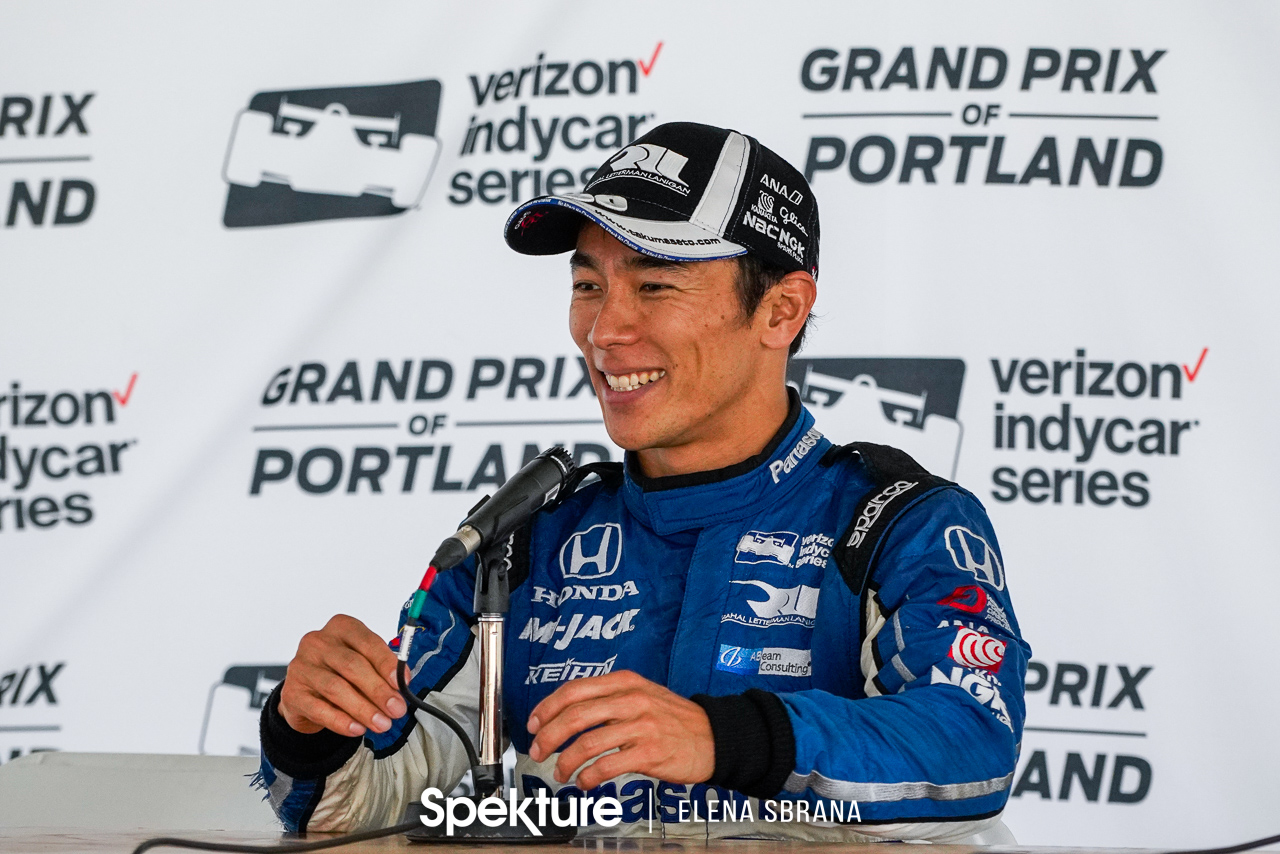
[{"xmin": 258, "ymin": 123, "xmax": 1030, "ymax": 843}]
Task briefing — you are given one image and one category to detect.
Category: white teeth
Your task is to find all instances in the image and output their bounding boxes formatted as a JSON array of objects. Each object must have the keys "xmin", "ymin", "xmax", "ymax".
[{"xmin": 604, "ymin": 369, "xmax": 666, "ymax": 392}]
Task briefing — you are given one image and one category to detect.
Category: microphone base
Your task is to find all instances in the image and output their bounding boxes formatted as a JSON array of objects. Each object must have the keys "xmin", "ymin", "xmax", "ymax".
[{"xmin": 400, "ymin": 798, "xmax": 578, "ymax": 845}]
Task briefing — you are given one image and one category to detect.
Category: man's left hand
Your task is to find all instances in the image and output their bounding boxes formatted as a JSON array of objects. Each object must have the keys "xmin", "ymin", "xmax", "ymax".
[{"xmin": 527, "ymin": 670, "xmax": 714, "ymax": 790}]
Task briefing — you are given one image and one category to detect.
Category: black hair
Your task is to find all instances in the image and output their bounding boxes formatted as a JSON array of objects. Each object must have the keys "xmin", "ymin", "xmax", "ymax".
[{"xmin": 734, "ymin": 254, "xmax": 812, "ymax": 357}]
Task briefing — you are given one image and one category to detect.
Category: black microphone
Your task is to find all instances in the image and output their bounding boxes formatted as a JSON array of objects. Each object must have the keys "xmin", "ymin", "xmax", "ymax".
[{"xmin": 429, "ymin": 446, "xmax": 575, "ymax": 571}]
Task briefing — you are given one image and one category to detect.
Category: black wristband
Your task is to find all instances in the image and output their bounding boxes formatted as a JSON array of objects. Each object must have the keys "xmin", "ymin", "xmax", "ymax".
[
  {"xmin": 259, "ymin": 683, "xmax": 363, "ymax": 780},
  {"xmin": 691, "ymin": 688, "xmax": 796, "ymax": 800}
]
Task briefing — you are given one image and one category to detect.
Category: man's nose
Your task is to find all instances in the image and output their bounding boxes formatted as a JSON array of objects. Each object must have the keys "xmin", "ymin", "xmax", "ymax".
[{"xmin": 587, "ymin": 289, "xmax": 640, "ymax": 349}]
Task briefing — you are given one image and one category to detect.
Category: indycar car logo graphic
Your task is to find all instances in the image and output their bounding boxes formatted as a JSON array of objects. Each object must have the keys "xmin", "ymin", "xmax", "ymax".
[
  {"xmin": 944, "ymin": 525, "xmax": 1005, "ymax": 591},
  {"xmin": 221, "ymin": 79, "xmax": 442, "ymax": 227},
  {"xmin": 787, "ymin": 358, "xmax": 965, "ymax": 479},
  {"xmin": 734, "ymin": 530, "xmax": 799, "ymax": 566},
  {"xmin": 198, "ymin": 664, "xmax": 286, "ymax": 755}
]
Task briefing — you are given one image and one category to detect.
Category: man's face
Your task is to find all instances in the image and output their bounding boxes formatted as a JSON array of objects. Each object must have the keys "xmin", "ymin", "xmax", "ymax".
[{"xmin": 569, "ymin": 224, "xmax": 770, "ymax": 456}]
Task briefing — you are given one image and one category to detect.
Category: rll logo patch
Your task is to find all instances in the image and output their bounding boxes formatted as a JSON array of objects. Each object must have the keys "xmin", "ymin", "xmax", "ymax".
[
  {"xmin": 559, "ymin": 523, "xmax": 622, "ymax": 581},
  {"xmin": 598, "ymin": 143, "xmax": 690, "ymax": 195},
  {"xmin": 788, "ymin": 358, "xmax": 965, "ymax": 478},
  {"xmin": 944, "ymin": 525, "xmax": 1005, "ymax": 591},
  {"xmin": 734, "ymin": 530, "xmax": 799, "ymax": 566},
  {"xmin": 722, "ymin": 580, "xmax": 820, "ymax": 628},
  {"xmin": 222, "ymin": 80, "xmax": 442, "ymax": 227}
]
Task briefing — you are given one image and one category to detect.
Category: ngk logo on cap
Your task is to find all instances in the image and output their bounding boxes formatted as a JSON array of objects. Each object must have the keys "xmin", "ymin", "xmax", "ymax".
[{"xmin": 221, "ymin": 80, "xmax": 442, "ymax": 227}]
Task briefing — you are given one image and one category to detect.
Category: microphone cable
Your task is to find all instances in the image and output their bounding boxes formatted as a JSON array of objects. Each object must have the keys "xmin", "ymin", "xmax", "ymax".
[
  {"xmin": 130, "ymin": 820, "xmax": 423, "ymax": 854},
  {"xmin": 132, "ymin": 633, "xmax": 486, "ymax": 854},
  {"xmin": 1164, "ymin": 833, "xmax": 1280, "ymax": 854}
]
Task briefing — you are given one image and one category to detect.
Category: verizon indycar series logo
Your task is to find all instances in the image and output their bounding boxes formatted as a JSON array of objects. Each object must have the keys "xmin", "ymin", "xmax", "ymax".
[
  {"xmin": 198, "ymin": 664, "xmax": 286, "ymax": 755},
  {"xmin": 222, "ymin": 80, "xmax": 442, "ymax": 227},
  {"xmin": 734, "ymin": 531, "xmax": 799, "ymax": 566},
  {"xmin": 788, "ymin": 358, "xmax": 965, "ymax": 478}
]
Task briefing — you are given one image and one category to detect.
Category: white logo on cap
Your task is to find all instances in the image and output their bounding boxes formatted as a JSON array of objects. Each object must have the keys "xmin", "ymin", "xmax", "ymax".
[
  {"xmin": 563, "ymin": 193, "xmax": 628, "ymax": 212},
  {"xmin": 603, "ymin": 143, "xmax": 690, "ymax": 195}
]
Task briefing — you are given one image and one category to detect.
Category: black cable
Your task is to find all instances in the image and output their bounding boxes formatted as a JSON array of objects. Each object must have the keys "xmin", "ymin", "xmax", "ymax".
[
  {"xmin": 130, "ymin": 821, "xmax": 421, "ymax": 854},
  {"xmin": 1165, "ymin": 833, "xmax": 1280, "ymax": 854},
  {"xmin": 131, "ymin": 656, "xmax": 483, "ymax": 854},
  {"xmin": 397, "ymin": 658, "xmax": 481, "ymax": 769}
]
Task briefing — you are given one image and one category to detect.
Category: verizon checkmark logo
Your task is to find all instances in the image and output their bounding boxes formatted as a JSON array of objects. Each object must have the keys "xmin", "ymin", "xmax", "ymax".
[
  {"xmin": 469, "ymin": 44, "xmax": 665, "ymax": 109},
  {"xmin": 639, "ymin": 42, "xmax": 663, "ymax": 76},
  {"xmin": 1183, "ymin": 347, "xmax": 1208, "ymax": 383},
  {"xmin": 112, "ymin": 372, "xmax": 138, "ymax": 407},
  {"xmin": 1, "ymin": 373, "xmax": 141, "ymax": 531}
]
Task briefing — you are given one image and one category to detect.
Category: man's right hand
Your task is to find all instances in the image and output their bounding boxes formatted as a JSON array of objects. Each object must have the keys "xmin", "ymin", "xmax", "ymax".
[{"xmin": 277, "ymin": 614, "xmax": 408, "ymax": 737}]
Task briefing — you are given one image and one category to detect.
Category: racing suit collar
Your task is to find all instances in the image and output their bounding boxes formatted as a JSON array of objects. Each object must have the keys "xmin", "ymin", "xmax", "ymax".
[{"xmin": 621, "ymin": 388, "xmax": 831, "ymax": 534}]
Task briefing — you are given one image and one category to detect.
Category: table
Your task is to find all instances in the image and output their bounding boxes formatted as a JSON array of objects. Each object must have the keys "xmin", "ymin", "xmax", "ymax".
[{"xmin": 0, "ymin": 828, "xmax": 1165, "ymax": 854}]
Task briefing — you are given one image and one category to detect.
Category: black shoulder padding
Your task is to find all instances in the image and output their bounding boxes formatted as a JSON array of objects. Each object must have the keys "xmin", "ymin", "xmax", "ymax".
[
  {"xmin": 513, "ymin": 461, "xmax": 623, "ymax": 589},
  {"xmin": 830, "ymin": 442, "xmax": 956, "ymax": 596},
  {"xmin": 556, "ymin": 461, "xmax": 624, "ymax": 500},
  {"xmin": 505, "ymin": 519, "xmax": 534, "ymax": 592}
]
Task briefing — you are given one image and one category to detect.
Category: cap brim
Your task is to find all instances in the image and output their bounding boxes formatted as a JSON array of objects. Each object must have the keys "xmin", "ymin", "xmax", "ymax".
[{"xmin": 505, "ymin": 196, "xmax": 747, "ymax": 263}]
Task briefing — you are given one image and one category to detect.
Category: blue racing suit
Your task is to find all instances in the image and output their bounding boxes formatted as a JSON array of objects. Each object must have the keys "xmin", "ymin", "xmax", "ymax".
[{"xmin": 258, "ymin": 394, "xmax": 1029, "ymax": 842}]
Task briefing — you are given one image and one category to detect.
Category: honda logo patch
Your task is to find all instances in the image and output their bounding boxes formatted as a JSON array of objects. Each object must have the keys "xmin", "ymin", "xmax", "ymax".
[
  {"xmin": 559, "ymin": 523, "xmax": 622, "ymax": 581},
  {"xmin": 944, "ymin": 526, "xmax": 1005, "ymax": 591}
]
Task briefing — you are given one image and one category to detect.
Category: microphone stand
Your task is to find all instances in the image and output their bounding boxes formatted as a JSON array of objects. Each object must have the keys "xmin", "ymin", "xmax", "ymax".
[
  {"xmin": 471, "ymin": 535, "xmax": 511, "ymax": 799},
  {"xmin": 401, "ymin": 537, "xmax": 576, "ymax": 843}
]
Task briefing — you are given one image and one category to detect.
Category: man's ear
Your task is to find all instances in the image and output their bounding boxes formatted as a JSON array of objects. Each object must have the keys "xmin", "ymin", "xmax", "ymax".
[{"xmin": 759, "ymin": 271, "xmax": 817, "ymax": 352}]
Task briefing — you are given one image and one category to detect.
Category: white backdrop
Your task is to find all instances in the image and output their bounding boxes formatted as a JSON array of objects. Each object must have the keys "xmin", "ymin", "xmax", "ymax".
[{"xmin": 2, "ymin": 2, "xmax": 1279, "ymax": 846}]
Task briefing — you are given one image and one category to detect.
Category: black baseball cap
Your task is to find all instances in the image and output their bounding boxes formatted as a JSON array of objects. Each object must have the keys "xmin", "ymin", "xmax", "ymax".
[{"xmin": 504, "ymin": 122, "xmax": 820, "ymax": 279}]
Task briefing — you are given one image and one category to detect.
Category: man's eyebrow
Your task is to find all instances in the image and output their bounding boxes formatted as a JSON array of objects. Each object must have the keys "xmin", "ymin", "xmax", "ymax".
[
  {"xmin": 569, "ymin": 251, "xmax": 598, "ymax": 271},
  {"xmin": 570, "ymin": 250, "xmax": 691, "ymax": 275},
  {"xmin": 623, "ymin": 255, "xmax": 690, "ymax": 274}
]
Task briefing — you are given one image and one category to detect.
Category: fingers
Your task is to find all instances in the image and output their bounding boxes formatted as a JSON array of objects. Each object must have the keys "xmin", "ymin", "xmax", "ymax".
[
  {"xmin": 280, "ymin": 677, "xmax": 370, "ymax": 738},
  {"xmin": 528, "ymin": 670, "xmax": 644, "ymax": 734},
  {"xmin": 524, "ymin": 671, "xmax": 716, "ymax": 788},
  {"xmin": 278, "ymin": 614, "xmax": 409, "ymax": 738},
  {"xmin": 325, "ymin": 640, "xmax": 407, "ymax": 721},
  {"xmin": 529, "ymin": 693, "xmax": 636, "ymax": 762},
  {"xmin": 317, "ymin": 615, "xmax": 407, "ymax": 720},
  {"xmin": 313, "ymin": 660, "xmax": 395, "ymax": 733},
  {"xmin": 551, "ymin": 722, "xmax": 633, "ymax": 784},
  {"xmin": 575, "ymin": 747, "xmax": 642, "ymax": 792},
  {"xmin": 342, "ymin": 619, "xmax": 402, "ymax": 690}
]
